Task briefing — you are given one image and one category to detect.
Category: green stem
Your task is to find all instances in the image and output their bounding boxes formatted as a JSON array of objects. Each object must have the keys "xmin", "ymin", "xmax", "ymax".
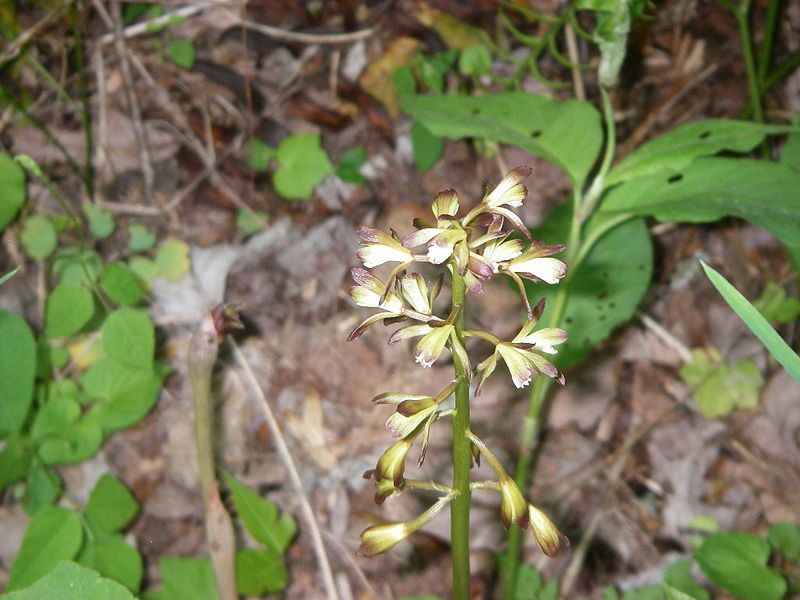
[
  {"xmin": 70, "ymin": 1, "xmax": 95, "ymax": 201},
  {"xmin": 503, "ymin": 86, "xmax": 618, "ymax": 600},
  {"xmin": 756, "ymin": 0, "xmax": 780, "ymax": 85},
  {"xmin": 188, "ymin": 315, "xmax": 219, "ymax": 502},
  {"xmin": 733, "ymin": 0, "xmax": 764, "ymax": 123},
  {"xmin": 449, "ymin": 266, "xmax": 472, "ymax": 600}
]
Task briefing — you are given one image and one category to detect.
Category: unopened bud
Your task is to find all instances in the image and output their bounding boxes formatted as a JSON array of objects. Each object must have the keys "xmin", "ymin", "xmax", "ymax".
[
  {"xmin": 498, "ymin": 476, "xmax": 529, "ymax": 529},
  {"xmin": 375, "ymin": 437, "xmax": 414, "ymax": 486},
  {"xmin": 528, "ymin": 505, "xmax": 565, "ymax": 557}
]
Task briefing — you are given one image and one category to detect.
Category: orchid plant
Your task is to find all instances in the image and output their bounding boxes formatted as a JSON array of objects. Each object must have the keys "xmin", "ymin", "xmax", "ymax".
[{"xmin": 348, "ymin": 166, "xmax": 569, "ymax": 597}]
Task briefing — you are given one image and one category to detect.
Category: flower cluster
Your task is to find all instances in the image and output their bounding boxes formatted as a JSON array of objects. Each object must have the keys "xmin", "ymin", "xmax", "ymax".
[{"xmin": 349, "ymin": 167, "xmax": 568, "ymax": 560}]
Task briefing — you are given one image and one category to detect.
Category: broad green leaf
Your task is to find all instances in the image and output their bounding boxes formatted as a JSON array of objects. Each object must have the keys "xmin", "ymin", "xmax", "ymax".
[
  {"xmin": 0, "ymin": 561, "xmax": 136, "ymax": 600},
  {"xmin": 235, "ymin": 548, "xmax": 288, "ymax": 595},
  {"xmin": 0, "ymin": 311, "xmax": 36, "ymax": 436},
  {"xmin": 411, "ymin": 120, "xmax": 444, "ymax": 172},
  {"xmin": 45, "ymin": 283, "xmax": 95, "ymax": 339},
  {"xmin": 128, "ymin": 256, "xmax": 158, "ymax": 285},
  {"xmin": 20, "ymin": 216, "xmax": 57, "ymax": 260},
  {"xmin": 0, "ymin": 152, "xmax": 26, "ymax": 231},
  {"xmin": 780, "ymin": 130, "xmax": 800, "ymax": 172},
  {"xmin": 7, "ymin": 506, "xmax": 83, "ymax": 591},
  {"xmin": 600, "ymin": 158, "xmax": 800, "ymax": 250},
  {"xmin": 663, "ymin": 559, "xmax": 709, "ymax": 600},
  {"xmin": 235, "ymin": 209, "xmax": 268, "ymax": 235},
  {"xmin": 223, "ymin": 472, "xmax": 296, "ymax": 553},
  {"xmin": 608, "ymin": 120, "xmax": 797, "ymax": 185},
  {"xmin": 31, "ymin": 397, "xmax": 103, "ymax": 465},
  {"xmin": 52, "ymin": 248, "xmax": 103, "ymax": 285},
  {"xmin": 167, "ymin": 39, "xmax": 195, "ymax": 69},
  {"xmin": 419, "ymin": 50, "xmax": 458, "ymax": 92},
  {"xmin": 102, "ymin": 309, "xmax": 154, "ymax": 370},
  {"xmin": 0, "ymin": 435, "xmax": 33, "ymax": 490},
  {"xmin": 679, "ymin": 348, "xmax": 763, "ymax": 419},
  {"xmin": 335, "ymin": 147, "xmax": 368, "ymax": 184},
  {"xmin": 273, "ymin": 134, "xmax": 334, "ymax": 200},
  {"xmin": 127, "ymin": 224, "xmax": 156, "ymax": 252},
  {"xmin": 525, "ymin": 206, "xmax": 652, "ymax": 368},
  {"xmin": 247, "ymin": 138, "xmax": 275, "ymax": 172},
  {"xmin": 24, "ymin": 464, "xmax": 62, "ymax": 514},
  {"xmin": 400, "ymin": 92, "xmax": 602, "ymax": 187},
  {"xmin": 767, "ymin": 522, "xmax": 800, "ymax": 562},
  {"xmin": 514, "ymin": 564, "xmax": 558, "ymax": 600},
  {"xmin": 458, "ymin": 44, "xmax": 492, "ymax": 76},
  {"xmin": 154, "ymin": 238, "xmax": 190, "ymax": 281},
  {"xmin": 0, "ymin": 267, "xmax": 20, "ymax": 285},
  {"xmin": 701, "ymin": 262, "xmax": 800, "ymax": 384},
  {"xmin": 101, "ymin": 262, "xmax": 146, "ymax": 305},
  {"xmin": 85, "ymin": 474, "xmax": 139, "ymax": 533},
  {"xmin": 391, "ymin": 65, "xmax": 416, "ymax": 95},
  {"xmin": 151, "ymin": 557, "xmax": 219, "ymax": 600},
  {"xmin": 82, "ymin": 205, "xmax": 115, "ymax": 240},
  {"xmin": 79, "ymin": 537, "xmax": 142, "ymax": 594},
  {"xmin": 753, "ymin": 282, "xmax": 800, "ymax": 324},
  {"xmin": 695, "ymin": 532, "xmax": 786, "ymax": 600},
  {"xmin": 623, "ymin": 586, "xmax": 664, "ymax": 600},
  {"xmin": 81, "ymin": 359, "xmax": 162, "ymax": 431}
]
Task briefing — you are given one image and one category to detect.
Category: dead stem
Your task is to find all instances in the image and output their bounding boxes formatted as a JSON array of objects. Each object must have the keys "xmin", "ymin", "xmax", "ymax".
[{"xmin": 230, "ymin": 339, "xmax": 340, "ymax": 600}]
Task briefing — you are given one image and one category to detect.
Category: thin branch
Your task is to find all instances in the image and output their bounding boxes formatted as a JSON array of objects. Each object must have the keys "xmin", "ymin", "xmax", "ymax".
[
  {"xmin": 0, "ymin": 2, "xmax": 71, "ymax": 68},
  {"xmin": 230, "ymin": 340, "xmax": 340, "ymax": 600},
  {"xmin": 98, "ymin": 4, "xmax": 205, "ymax": 45},
  {"xmin": 232, "ymin": 15, "xmax": 375, "ymax": 44}
]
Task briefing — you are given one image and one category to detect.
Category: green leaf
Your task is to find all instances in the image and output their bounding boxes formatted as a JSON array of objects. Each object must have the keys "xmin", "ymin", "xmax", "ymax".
[
  {"xmin": 411, "ymin": 120, "xmax": 444, "ymax": 172},
  {"xmin": 0, "ymin": 152, "xmax": 26, "ymax": 231},
  {"xmin": 767, "ymin": 522, "xmax": 800, "ymax": 562},
  {"xmin": 663, "ymin": 559, "xmax": 709, "ymax": 600},
  {"xmin": 24, "ymin": 464, "xmax": 62, "ymax": 514},
  {"xmin": 82, "ymin": 359, "xmax": 162, "ymax": 431},
  {"xmin": 753, "ymin": 282, "xmax": 800, "ymax": 324},
  {"xmin": 20, "ymin": 216, "xmax": 57, "ymax": 260},
  {"xmin": 101, "ymin": 262, "xmax": 146, "ymax": 305},
  {"xmin": 102, "ymin": 309, "xmax": 155, "ymax": 370},
  {"xmin": 419, "ymin": 50, "xmax": 458, "ymax": 92},
  {"xmin": 779, "ymin": 129, "xmax": 800, "ymax": 172},
  {"xmin": 608, "ymin": 120, "xmax": 797, "ymax": 185},
  {"xmin": 223, "ymin": 472, "xmax": 296, "ymax": 553},
  {"xmin": 0, "ymin": 435, "xmax": 33, "ymax": 490},
  {"xmin": 400, "ymin": 92, "xmax": 603, "ymax": 187},
  {"xmin": 31, "ymin": 398, "xmax": 103, "ymax": 465},
  {"xmin": 514, "ymin": 564, "xmax": 558, "ymax": 600},
  {"xmin": 273, "ymin": 134, "xmax": 334, "ymax": 200},
  {"xmin": 0, "ymin": 561, "xmax": 137, "ymax": 600},
  {"xmin": 82, "ymin": 205, "xmax": 115, "ymax": 240},
  {"xmin": 235, "ymin": 209, "xmax": 268, "ymax": 235},
  {"xmin": 525, "ymin": 206, "xmax": 652, "ymax": 369},
  {"xmin": 600, "ymin": 158, "xmax": 800, "ymax": 251},
  {"xmin": 151, "ymin": 557, "xmax": 219, "ymax": 600},
  {"xmin": 52, "ymin": 248, "xmax": 103, "ymax": 286},
  {"xmin": 335, "ymin": 147, "xmax": 368, "ymax": 184},
  {"xmin": 391, "ymin": 65, "xmax": 416, "ymax": 95},
  {"xmin": 79, "ymin": 537, "xmax": 142, "ymax": 594},
  {"xmin": 235, "ymin": 548, "xmax": 288, "ymax": 595},
  {"xmin": 167, "ymin": 39, "xmax": 195, "ymax": 69},
  {"xmin": 0, "ymin": 311, "xmax": 37, "ymax": 436},
  {"xmin": 701, "ymin": 262, "xmax": 800, "ymax": 384},
  {"xmin": 7, "ymin": 506, "xmax": 83, "ymax": 591},
  {"xmin": 127, "ymin": 224, "xmax": 156, "ymax": 252},
  {"xmin": 154, "ymin": 238, "xmax": 190, "ymax": 281},
  {"xmin": 128, "ymin": 256, "xmax": 158, "ymax": 285},
  {"xmin": 623, "ymin": 586, "xmax": 664, "ymax": 600},
  {"xmin": 458, "ymin": 44, "xmax": 492, "ymax": 76},
  {"xmin": 85, "ymin": 474, "xmax": 139, "ymax": 533},
  {"xmin": 247, "ymin": 138, "xmax": 275, "ymax": 172},
  {"xmin": 679, "ymin": 348, "xmax": 764, "ymax": 419},
  {"xmin": 696, "ymin": 532, "xmax": 786, "ymax": 600},
  {"xmin": 45, "ymin": 283, "xmax": 95, "ymax": 339},
  {"xmin": 0, "ymin": 267, "xmax": 20, "ymax": 286}
]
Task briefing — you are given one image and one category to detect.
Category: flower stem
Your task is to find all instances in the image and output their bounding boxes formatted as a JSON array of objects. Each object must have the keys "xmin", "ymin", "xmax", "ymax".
[{"xmin": 449, "ymin": 266, "xmax": 472, "ymax": 599}]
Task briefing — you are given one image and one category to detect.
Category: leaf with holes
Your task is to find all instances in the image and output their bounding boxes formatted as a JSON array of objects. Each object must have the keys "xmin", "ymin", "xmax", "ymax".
[
  {"xmin": 400, "ymin": 92, "xmax": 602, "ymax": 187},
  {"xmin": 524, "ymin": 205, "xmax": 652, "ymax": 369},
  {"xmin": 607, "ymin": 120, "xmax": 797, "ymax": 185},
  {"xmin": 600, "ymin": 158, "xmax": 800, "ymax": 251}
]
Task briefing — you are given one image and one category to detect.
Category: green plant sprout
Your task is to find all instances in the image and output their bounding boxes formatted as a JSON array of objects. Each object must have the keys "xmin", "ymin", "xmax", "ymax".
[{"xmin": 349, "ymin": 167, "xmax": 569, "ymax": 597}]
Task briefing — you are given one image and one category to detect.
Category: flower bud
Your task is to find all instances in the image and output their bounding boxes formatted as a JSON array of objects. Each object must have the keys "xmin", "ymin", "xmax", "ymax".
[
  {"xmin": 528, "ymin": 505, "xmax": 565, "ymax": 557},
  {"xmin": 357, "ymin": 522, "xmax": 410, "ymax": 557},
  {"xmin": 374, "ymin": 437, "xmax": 414, "ymax": 486},
  {"xmin": 498, "ymin": 476, "xmax": 529, "ymax": 529}
]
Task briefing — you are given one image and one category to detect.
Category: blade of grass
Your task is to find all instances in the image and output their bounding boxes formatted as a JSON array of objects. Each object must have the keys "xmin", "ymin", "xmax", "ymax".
[
  {"xmin": 0, "ymin": 268, "xmax": 20, "ymax": 286},
  {"xmin": 700, "ymin": 261, "xmax": 800, "ymax": 384}
]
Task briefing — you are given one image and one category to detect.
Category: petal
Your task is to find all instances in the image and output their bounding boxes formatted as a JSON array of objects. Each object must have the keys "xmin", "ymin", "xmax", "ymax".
[
  {"xmin": 414, "ymin": 324, "xmax": 454, "ymax": 368},
  {"xmin": 372, "ymin": 392, "xmax": 431, "ymax": 405},
  {"xmin": 432, "ymin": 189, "xmax": 460, "ymax": 219},
  {"xmin": 388, "ymin": 323, "xmax": 433, "ymax": 345},
  {"xmin": 347, "ymin": 312, "xmax": 399, "ymax": 341},
  {"xmin": 475, "ymin": 352, "xmax": 499, "ymax": 396},
  {"xmin": 449, "ymin": 330, "xmax": 471, "ymax": 380},
  {"xmin": 497, "ymin": 344, "xmax": 537, "ymax": 388},
  {"xmin": 508, "ymin": 257, "xmax": 567, "ymax": 284},
  {"xmin": 403, "ymin": 228, "xmax": 446, "ymax": 249},
  {"xmin": 518, "ymin": 327, "xmax": 568, "ymax": 354},
  {"xmin": 483, "ymin": 238, "xmax": 524, "ymax": 265},
  {"xmin": 484, "ymin": 166, "xmax": 532, "ymax": 208},
  {"xmin": 357, "ymin": 243, "xmax": 414, "ymax": 268},
  {"xmin": 400, "ymin": 273, "xmax": 431, "ymax": 314}
]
